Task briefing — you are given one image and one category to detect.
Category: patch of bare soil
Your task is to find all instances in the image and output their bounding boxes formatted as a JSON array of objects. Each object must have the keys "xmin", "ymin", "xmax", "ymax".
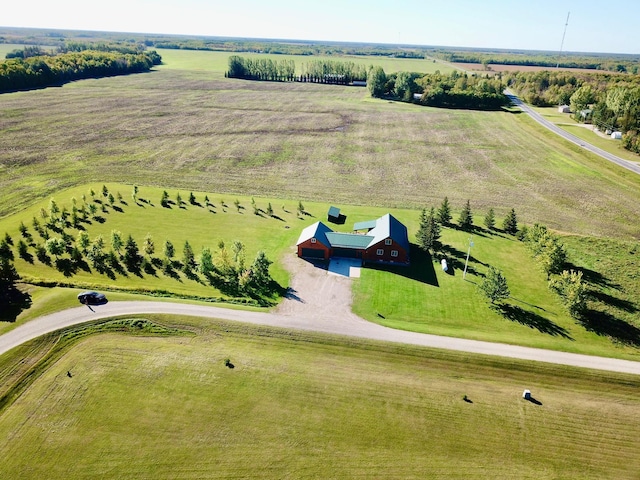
[{"xmin": 276, "ymin": 249, "xmax": 361, "ymax": 323}]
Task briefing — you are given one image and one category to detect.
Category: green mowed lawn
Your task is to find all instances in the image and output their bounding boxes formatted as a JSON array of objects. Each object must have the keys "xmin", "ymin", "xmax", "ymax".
[
  {"xmin": 1, "ymin": 319, "xmax": 639, "ymax": 479},
  {"xmin": 2, "ymin": 182, "xmax": 639, "ymax": 359}
]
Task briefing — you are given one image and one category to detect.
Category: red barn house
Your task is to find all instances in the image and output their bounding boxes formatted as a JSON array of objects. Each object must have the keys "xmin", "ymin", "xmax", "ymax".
[{"xmin": 296, "ymin": 213, "xmax": 410, "ymax": 265}]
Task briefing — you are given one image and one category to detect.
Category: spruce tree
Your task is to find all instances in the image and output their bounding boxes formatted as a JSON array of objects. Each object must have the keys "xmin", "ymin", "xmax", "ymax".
[
  {"xmin": 182, "ymin": 240, "xmax": 196, "ymax": 272},
  {"xmin": 458, "ymin": 200, "xmax": 473, "ymax": 231},
  {"xmin": 417, "ymin": 207, "xmax": 441, "ymax": 253},
  {"xmin": 502, "ymin": 208, "xmax": 518, "ymax": 235},
  {"xmin": 484, "ymin": 208, "xmax": 496, "ymax": 230},
  {"xmin": 123, "ymin": 235, "xmax": 142, "ymax": 271},
  {"xmin": 416, "ymin": 208, "xmax": 429, "ymax": 252},
  {"xmin": 437, "ymin": 196, "xmax": 452, "ymax": 225}
]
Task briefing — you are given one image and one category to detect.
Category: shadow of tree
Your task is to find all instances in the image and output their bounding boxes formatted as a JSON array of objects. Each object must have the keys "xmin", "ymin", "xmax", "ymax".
[
  {"xmin": 579, "ymin": 309, "xmax": 640, "ymax": 347},
  {"xmin": 284, "ymin": 287, "xmax": 304, "ymax": 303},
  {"xmin": 498, "ymin": 304, "xmax": 573, "ymax": 339},
  {"xmin": 19, "ymin": 251, "xmax": 34, "ymax": 264},
  {"xmin": 55, "ymin": 258, "xmax": 77, "ymax": 277},
  {"xmin": 0, "ymin": 285, "xmax": 32, "ymax": 322},
  {"xmin": 439, "ymin": 244, "xmax": 484, "ymax": 277},
  {"xmin": 588, "ymin": 290, "xmax": 638, "ymax": 313},
  {"xmin": 565, "ymin": 262, "xmax": 620, "ymax": 290}
]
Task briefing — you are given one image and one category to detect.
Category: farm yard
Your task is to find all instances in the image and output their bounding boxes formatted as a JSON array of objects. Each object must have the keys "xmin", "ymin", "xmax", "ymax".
[{"xmin": 1, "ymin": 44, "xmax": 640, "ymax": 479}]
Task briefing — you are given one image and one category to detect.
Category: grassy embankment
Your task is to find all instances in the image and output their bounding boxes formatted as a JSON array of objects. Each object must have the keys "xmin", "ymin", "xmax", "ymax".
[
  {"xmin": 1, "ymin": 182, "xmax": 639, "ymax": 360},
  {"xmin": 1, "ymin": 48, "xmax": 639, "ymax": 356},
  {"xmin": 0, "ymin": 317, "xmax": 639, "ymax": 479}
]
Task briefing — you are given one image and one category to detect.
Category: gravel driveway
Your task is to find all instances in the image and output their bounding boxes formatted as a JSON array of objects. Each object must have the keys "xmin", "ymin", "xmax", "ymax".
[
  {"xmin": 276, "ymin": 252, "xmax": 361, "ymax": 323},
  {"xmin": 1, "ymin": 252, "xmax": 640, "ymax": 375}
]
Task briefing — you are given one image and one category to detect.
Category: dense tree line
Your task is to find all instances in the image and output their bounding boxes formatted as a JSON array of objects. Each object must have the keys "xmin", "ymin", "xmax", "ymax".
[
  {"xmin": 432, "ymin": 50, "xmax": 640, "ymax": 74},
  {"xmin": 151, "ymin": 38, "xmax": 427, "ymax": 58},
  {"xmin": 369, "ymin": 68, "xmax": 509, "ymax": 110},
  {"xmin": 506, "ymin": 70, "xmax": 640, "ymax": 154},
  {"xmin": 5, "ymin": 42, "xmax": 151, "ymax": 59},
  {"xmin": 227, "ymin": 55, "xmax": 368, "ymax": 83},
  {"xmin": 227, "ymin": 55, "xmax": 296, "ymax": 81},
  {"xmin": 0, "ymin": 49, "xmax": 161, "ymax": 93}
]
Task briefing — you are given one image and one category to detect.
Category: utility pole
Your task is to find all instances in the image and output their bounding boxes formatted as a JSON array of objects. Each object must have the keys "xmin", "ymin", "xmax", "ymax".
[
  {"xmin": 463, "ymin": 236, "xmax": 474, "ymax": 280},
  {"xmin": 556, "ymin": 11, "xmax": 570, "ymax": 69}
]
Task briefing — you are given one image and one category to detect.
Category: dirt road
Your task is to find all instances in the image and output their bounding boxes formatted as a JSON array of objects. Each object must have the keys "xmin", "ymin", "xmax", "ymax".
[{"xmin": 2, "ymin": 255, "xmax": 640, "ymax": 376}]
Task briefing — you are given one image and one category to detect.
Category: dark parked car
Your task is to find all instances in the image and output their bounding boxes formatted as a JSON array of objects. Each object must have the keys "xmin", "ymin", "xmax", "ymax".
[{"xmin": 77, "ymin": 291, "xmax": 108, "ymax": 306}]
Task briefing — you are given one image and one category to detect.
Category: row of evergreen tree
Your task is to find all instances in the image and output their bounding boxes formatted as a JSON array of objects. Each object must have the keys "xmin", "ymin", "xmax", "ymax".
[
  {"xmin": 0, "ymin": 185, "xmax": 276, "ymax": 302},
  {"xmin": 416, "ymin": 197, "xmax": 518, "ymax": 254}
]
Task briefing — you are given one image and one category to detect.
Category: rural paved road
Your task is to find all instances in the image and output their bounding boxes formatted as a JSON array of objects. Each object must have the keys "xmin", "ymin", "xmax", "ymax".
[
  {"xmin": 505, "ymin": 89, "xmax": 640, "ymax": 176},
  {"xmin": 2, "ymin": 301, "xmax": 640, "ymax": 376}
]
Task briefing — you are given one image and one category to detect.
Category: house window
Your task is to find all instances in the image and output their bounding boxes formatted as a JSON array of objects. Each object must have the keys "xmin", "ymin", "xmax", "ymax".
[
  {"xmin": 391, "ymin": 250, "xmax": 398, "ymax": 257},
  {"xmin": 376, "ymin": 249, "xmax": 384, "ymax": 256},
  {"xmin": 311, "ymin": 238, "xmax": 317, "ymax": 243},
  {"xmin": 385, "ymin": 238, "xmax": 392, "ymax": 245}
]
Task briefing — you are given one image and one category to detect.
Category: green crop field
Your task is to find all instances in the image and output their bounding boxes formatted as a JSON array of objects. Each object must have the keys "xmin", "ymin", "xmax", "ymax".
[{"xmin": 1, "ymin": 317, "xmax": 639, "ymax": 479}]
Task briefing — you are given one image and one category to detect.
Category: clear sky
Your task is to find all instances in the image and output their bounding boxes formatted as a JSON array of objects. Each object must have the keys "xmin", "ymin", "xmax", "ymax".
[{"xmin": 2, "ymin": 0, "xmax": 639, "ymax": 55}]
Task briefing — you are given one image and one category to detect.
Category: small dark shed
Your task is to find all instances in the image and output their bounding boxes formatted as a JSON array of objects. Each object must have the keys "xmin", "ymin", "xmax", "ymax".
[
  {"xmin": 328, "ymin": 206, "xmax": 340, "ymax": 221},
  {"xmin": 327, "ymin": 206, "xmax": 345, "ymax": 224}
]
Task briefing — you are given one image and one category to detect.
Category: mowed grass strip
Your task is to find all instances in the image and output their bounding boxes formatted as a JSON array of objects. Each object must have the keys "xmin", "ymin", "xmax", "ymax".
[
  {"xmin": 1, "ymin": 49, "xmax": 639, "ymax": 239},
  {"xmin": 0, "ymin": 317, "xmax": 639, "ymax": 479}
]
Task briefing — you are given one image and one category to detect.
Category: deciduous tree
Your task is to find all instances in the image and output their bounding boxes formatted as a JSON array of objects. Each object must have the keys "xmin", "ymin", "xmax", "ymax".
[
  {"xmin": 549, "ymin": 270, "xmax": 587, "ymax": 319},
  {"xmin": 367, "ymin": 66, "xmax": 387, "ymax": 98},
  {"xmin": 479, "ymin": 266, "xmax": 510, "ymax": 304}
]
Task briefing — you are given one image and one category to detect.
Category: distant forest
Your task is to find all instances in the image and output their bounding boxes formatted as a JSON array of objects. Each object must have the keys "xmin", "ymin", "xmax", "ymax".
[
  {"xmin": 0, "ymin": 42, "xmax": 161, "ymax": 93},
  {"xmin": 432, "ymin": 50, "xmax": 640, "ymax": 74},
  {"xmin": 2, "ymin": 26, "xmax": 639, "ymax": 72}
]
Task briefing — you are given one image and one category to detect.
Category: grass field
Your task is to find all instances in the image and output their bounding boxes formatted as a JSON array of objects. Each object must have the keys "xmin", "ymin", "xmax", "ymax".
[
  {"xmin": 532, "ymin": 106, "xmax": 640, "ymax": 163},
  {"xmin": 1, "ymin": 181, "xmax": 639, "ymax": 359},
  {"xmin": 2, "ymin": 49, "xmax": 639, "ymax": 240},
  {"xmin": 1, "ymin": 317, "xmax": 639, "ymax": 479},
  {"xmin": 2, "ymin": 43, "xmax": 640, "ymax": 479},
  {"xmin": 155, "ymin": 48, "xmax": 455, "ymax": 75}
]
